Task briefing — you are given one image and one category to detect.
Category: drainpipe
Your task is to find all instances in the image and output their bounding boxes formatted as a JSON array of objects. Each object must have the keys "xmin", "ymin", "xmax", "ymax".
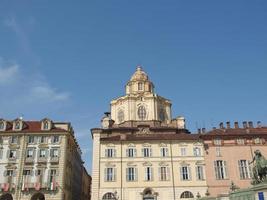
[{"xmin": 170, "ymin": 141, "xmax": 176, "ymax": 200}]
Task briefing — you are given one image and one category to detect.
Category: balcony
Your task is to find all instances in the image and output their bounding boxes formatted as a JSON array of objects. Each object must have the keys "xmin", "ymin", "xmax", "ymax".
[
  {"xmin": 50, "ymin": 157, "xmax": 59, "ymax": 164},
  {"xmin": 8, "ymin": 157, "xmax": 17, "ymax": 163},
  {"xmin": 25, "ymin": 157, "xmax": 34, "ymax": 164},
  {"xmin": 1, "ymin": 177, "xmax": 16, "ymax": 192},
  {"xmin": 37, "ymin": 157, "xmax": 47, "ymax": 163}
]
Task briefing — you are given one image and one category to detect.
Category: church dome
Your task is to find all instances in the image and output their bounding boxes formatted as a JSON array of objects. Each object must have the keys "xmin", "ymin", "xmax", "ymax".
[{"xmin": 130, "ymin": 66, "xmax": 149, "ymax": 81}]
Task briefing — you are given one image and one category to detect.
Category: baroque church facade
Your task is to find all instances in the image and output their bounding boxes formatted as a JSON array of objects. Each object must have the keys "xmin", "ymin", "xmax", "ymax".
[{"xmin": 91, "ymin": 67, "xmax": 207, "ymax": 200}]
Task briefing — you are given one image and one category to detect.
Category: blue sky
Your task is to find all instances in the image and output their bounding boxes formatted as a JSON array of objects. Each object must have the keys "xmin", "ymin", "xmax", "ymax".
[{"xmin": 0, "ymin": 1, "xmax": 266, "ymax": 172}]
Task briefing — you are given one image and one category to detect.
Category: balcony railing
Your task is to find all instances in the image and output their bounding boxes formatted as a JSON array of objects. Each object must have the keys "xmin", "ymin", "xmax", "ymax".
[
  {"xmin": 50, "ymin": 157, "xmax": 59, "ymax": 164},
  {"xmin": 25, "ymin": 157, "xmax": 34, "ymax": 164},
  {"xmin": 37, "ymin": 157, "xmax": 47, "ymax": 163},
  {"xmin": 1, "ymin": 177, "xmax": 15, "ymax": 192}
]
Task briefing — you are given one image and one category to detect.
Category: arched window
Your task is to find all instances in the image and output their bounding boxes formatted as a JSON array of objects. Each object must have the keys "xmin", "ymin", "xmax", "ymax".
[
  {"xmin": 138, "ymin": 106, "xmax": 146, "ymax": 120},
  {"xmin": 31, "ymin": 193, "xmax": 45, "ymax": 200},
  {"xmin": 14, "ymin": 121, "xmax": 20, "ymax": 130},
  {"xmin": 180, "ymin": 191, "xmax": 194, "ymax": 198},
  {"xmin": 102, "ymin": 193, "xmax": 116, "ymax": 200},
  {"xmin": 117, "ymin": 110, "xmax": 124, "ymax": 123}
]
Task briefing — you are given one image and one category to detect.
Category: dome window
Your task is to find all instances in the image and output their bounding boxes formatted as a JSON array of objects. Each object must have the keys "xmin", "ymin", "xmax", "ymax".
[
  {"xmin": 138, "ymin": 82, "xmax": 143, "ymax": 91},
  {"xmin": 138, "ymin": 106, "xmax": 147, "ymax": 120},
  {"xmin": 117, "ymin": 110, "xmax": 124, "ymax": 123}
]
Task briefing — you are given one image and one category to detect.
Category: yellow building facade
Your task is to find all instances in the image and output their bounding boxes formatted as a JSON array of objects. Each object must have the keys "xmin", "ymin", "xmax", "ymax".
[{"xmin": 91, "ymin": 67, "xmax": 208, "ymax": 200}]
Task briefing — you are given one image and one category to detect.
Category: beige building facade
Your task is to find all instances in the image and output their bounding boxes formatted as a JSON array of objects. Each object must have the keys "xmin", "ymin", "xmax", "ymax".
[
  {"xmin": 0, "ymin": 118, "xmax": 89, "ymax": 200},
  {"xmin": 91, "ymin": 67, "xmax": 208, "ymax": 200}
]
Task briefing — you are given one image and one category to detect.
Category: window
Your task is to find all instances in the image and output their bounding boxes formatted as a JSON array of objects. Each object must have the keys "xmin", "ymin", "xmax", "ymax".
[
  {"xmin": 43, "ymin": 121, "xmax": 49, "ymax": 130},
  {"xmin": 238, "ymin": 160, "xmax": 251, "ymax": 179},
  {"xmin": 52, "ymin": 136, "xmax": 59, "ymax": 143},
  {"xmin": 26, "ymin": 149, "xmax": 34, "ymax": 158},
  {"xmin": 181, "ymin": 147, "xmax": 187, "ymax": 156},
  {"xmin": 6, "ymin": 170, "xmax": 14, "ymax": 176},
  {"xmin": 196, "ymin": 166, "xmax": 204, "ymax": 180},
  {"xmin": 50, "ymin": 149, "xmax": 59, "ymax": 157},
  {"xmin": 28, "ymin": 136, "xmax": 35, "ymax": 144},
  {"xmin": 117, "ymin": 110, "xmax": 124, "ymax": 123},
  {"xmin": 160, "ymin": 147, "xmax": 168, "ymax": 157},
  {"xmin": 236, "ymin": 138, "xmax": 245, "ymax": 145},
  {"xmin": 138, "ymin": 82, "xmax": 143, "ymax": 90},
  {"xmin": 142, "ymin": 148, "xmax": 152, "ymax": 157},
  {"xmin": 214, "ymin": 138, "xmax": 222, "ymax": 146},
  {"xmin": 159, "ymin": 109, "xmax": 165, "ymax": 121},
  {"xmin": 49, "ymin": 169, "xmax": 57, "ymax": 183},
  {"xmin": 180, "ymin": 166, "xmax": 191, "ymax": 180},
  {"xmin": 23, "ymin": 169, "xmax": 31, "ymax": 176},
  {"xmin": 104, "ymin": 168, "xmax": 116, "ymax": 181},
  {"xmin": 126, "ymin": 167, "xmax": 137, "ymax": 181},
  {"xmin": 105, "ymin": 148, "xmax": 116, "ymax": 158},
  {"xmin": 126, "ymin": 148, "xmax": 136, "ymax": 157},
  {"xmin": 102, "ymin": 193, "xmax": 116, "ymax": 200},
  {"xmin": 9, "ymin": 150, "xmax": 17, "ymax": 159},
  {"xmin": 39, "ymin": 149, "xmax": 47, "ymax": 158},
  {"xmin": 254, "ymin": 137, "xmax": 262, "ymax": 144},
  {"xmin": 10, "ymin": 136, "xmax": 18, "ymax": 144},
  {"xmin": 144, "ymin": 167, "xmax": 153, "ymax": 181},
  {"xmin": 215, "ymin": 147, "xmax": 221, "ymax": 157},
  {"xmin": 180, "ymin": 191, "xmax": 194, "ymax": 198},
  {"xmin": 159, "ymin": 166, "xmax": 169, "ymax": 181},
  {"xmin": 214, "ymin": 160, "xmax": 228, "ymax": 180},
  {"xmin": 138, "ymin": 106, "xmax": 146, "ymax": 120},
  {"xmin": 193, "ymin": 147, "xmax": 201, "ymax": 156},
  {"xmin": 40, "ymin": 136, "xmax": 47, "ymax": 143},
  {"xmin": 0, "ymin": 121, "xmax": 4, "ymax": 130},
  {"xmin": 14, "ymin": 121, "xmax": 20, "ymax": 130}
]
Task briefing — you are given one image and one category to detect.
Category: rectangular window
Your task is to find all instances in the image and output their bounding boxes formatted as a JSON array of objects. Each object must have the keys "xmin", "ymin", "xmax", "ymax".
[
  {"xmin": 23, "ymin": 170, "xmax": 31, "ymax": 176},
  {"xmin": 196, "ymin": 166, "xmax": 204, "ymax": 180},
  {"xmin": 49, "ymin": 169, "xmax": 57, "ymax": 183},
  {"xmin": 215, "ymin": 147, "xmax": 221, "ymax": 157},
  {"xmin": 28, "ymin": 136, "xmax": 35, "ymax": 144},
  {"xmin": 145, "ymin": 167, "xmax": 153, "ymax": 181},
  {"xmin": 236, "ymin": 138, "xmax": 245, "ymax": 145},
  {"xmin": 9, "ymin": 150, "xmax": 17, "ymax": 159},
  {"xmin": 214, "ymin": 139, "xmax": 222, "ymax": 146},
  {"xmin": 126, "ymin": 148, "xmax": 136, "ymax": 157},
  {"xmin": 6, "ymin": 170, "xmax": 13, "ymax": 176},
  {"xmin": 50, "ymin": 149, "xmax": 59, "ymax": 157},
  {"xmin": 105, "ymin": 148, "xmax": 116, "ymax": 158},
  {"xmin": 214, "ymin": 160, "xmax": 228, "ymax": 180},
  {"xmin": 143, "ymin": 148, "xmax": 152, "ymax": 157},
  {"xmin": 138, "ymin": 82, "xmax": 143, "ymax": 90},
  {"xmin": 126, "ymin": 167, "xmax": 137, "ymax": 181},
  {"xmin": 159, "ymin": 167, "xmax": 169, "ymax": 181},
  {"xmin": 26, "ymin": 149, "xmax": 34, "ymax": 158},
  {"xmin": 238, "ymin": 160, "xmax": 251, "ymax": 179},
  {"xmin": 52, "ymin": 136, "xmax": 59, "ymax": 143},
  {"xmin": 160, "ymin": 147, "xmax": 168, "ymax": 157},
  {"xmin": 181, "ymin": 148, "xmax": 187, "ymax": 156},
  {"xmin": 40, "ymin": 136, "xmax": 47, "ymax": 143},
  {"xmin": 39, "ymin": 149, "xmax": 46, "ymax": 158},
  {"xmin": 10, "ymin": 136, "xmax": 18, "ymax": 144},
  {"xmin": 193, "ymin": 147, "xmax": 201, "ymax": 156},
  {"xmin": 180, "ymin": 166, "xmax": 191, "ymax": 180},
  {"xmin": 104, "ymin": 168, "xmax": 116, "ymax": 181}
]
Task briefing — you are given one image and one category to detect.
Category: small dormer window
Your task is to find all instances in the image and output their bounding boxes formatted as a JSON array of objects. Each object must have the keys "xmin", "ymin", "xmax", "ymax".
[
  {"xmin": 0, "ymin": 121, "xmax": 4, "ymax": 130},
  {"xmin": 138, "ymin": 82, "xmax": 143, "ymax": 91},
  {"xmin": 14, "ymin": 121, "xmax": 21, "ymax": 130},
  {"xmin": 44, "ymin": 121, "xmax": 49, "ymax": 130}
]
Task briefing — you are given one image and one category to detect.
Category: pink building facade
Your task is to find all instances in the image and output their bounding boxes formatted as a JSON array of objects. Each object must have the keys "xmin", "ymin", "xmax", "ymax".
[{"xmin": 201, "ymin": 121, "xmax": 267, "ymax": 198}]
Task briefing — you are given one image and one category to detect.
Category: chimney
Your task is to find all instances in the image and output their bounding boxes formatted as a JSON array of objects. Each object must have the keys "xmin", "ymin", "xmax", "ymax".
[
  {"xmin": 219, "ymin": 122, "xmax": 224, "ymax": 129},
  {"xmin": 243, "ymin": 121, "xmax": 248, "ymax": 128},
  {"xmin": 234, "ymin": 122, "xmax": 239, "ymax": 129},
  {"xmin": 226, "ymin": 121, "xmax": 230, "ymax": 129},
  {"xmin": 257, "ymin": 121, "xmax": 262, "ymax": 128},
  {"xmin": 248, "ymin": 121, "xmax": 253, "ymax": 128},
  {"xmin": 197, "ymin": 128, "xmax": 201, "ymax": 134},
  {"xmin": 202, "ymin": 128, "xmax": 206, "ymax": 133}
]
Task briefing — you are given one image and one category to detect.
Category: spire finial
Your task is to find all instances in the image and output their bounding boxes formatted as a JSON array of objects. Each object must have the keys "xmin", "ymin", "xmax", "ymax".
[{"xmin": 136, "ymin": 65, "xmax": 142, "ymax": 71}]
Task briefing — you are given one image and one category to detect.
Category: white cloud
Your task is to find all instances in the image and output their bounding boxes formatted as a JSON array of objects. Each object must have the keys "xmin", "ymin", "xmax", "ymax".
[
  {"xmin": 0, "ymin": 64, "xmax": 19, "ymax": 85},
  {"xmin": 30, "ymin": 86, "xmax": 70, "ymax": 102}
]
